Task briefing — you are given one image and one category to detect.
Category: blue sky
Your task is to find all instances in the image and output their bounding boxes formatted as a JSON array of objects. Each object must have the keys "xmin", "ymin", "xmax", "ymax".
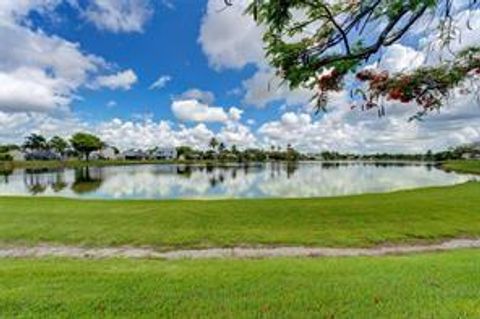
[{"xmin": 0, "ymin": 0, "xmax": 479, "ymax": 153}]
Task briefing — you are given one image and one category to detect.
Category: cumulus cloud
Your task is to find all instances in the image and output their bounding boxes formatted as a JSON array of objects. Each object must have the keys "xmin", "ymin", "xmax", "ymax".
[
  {"xmin": 242, "ymin": 67, "xmax": 313, "ymax": 108},
  {"xmin": 93, "ymin": 69, "xmax": 138, "ymax": 90},
  {"xmin": 0, "ymin": 14, "xmax": 104, "ymax": 113},
  {"xmin": 199, "ymin": 0, "xmax": 264, "ymax": 70},
  {"xmin": 367, "ymin": 44, "xmax": 426, "ymax": 73},
  {"xmin": 0, "ymin": 1, "xmax": 143, "ymax": 113},
  {"xmin": 172, "ymin": 99, "xmax": 236, "ymax": 123},
  {"xmin": 149, "ymin": 75, "xmax": 172, "ymax": 90},
  {"xmin": 0, "ymin": 68, "xmax": 71, "ymax": 113},
  {"xmin": 257, "ymin": 91, "xmax": 480, "ymax": 153},
  {"xmin": 199, "ymin": 0, "xmax": 313, "ymax": 109},
  {"xmin": 177, "ymin": 88, "xmax": 215, "ymax": 104},
  {"xmin": 82, "ymin": 0, "xmax": 153, "ymax": 33}
]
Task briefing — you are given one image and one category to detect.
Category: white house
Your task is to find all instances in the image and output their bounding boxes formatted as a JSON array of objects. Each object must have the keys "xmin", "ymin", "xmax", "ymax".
[
  {"xmin": 121, "ymin": 149, "xmax": 148, "ymax": 160},
  {"xmin": 90, "ymin": 147, "xmax": 118, "ymax": 160},
  {"xmin": 150, "ymin": 147, "xmax": 177, "ymax": 160},
  {"xmin": 8, "ymin": 149, "xmax": 25, "ymax": 161}
]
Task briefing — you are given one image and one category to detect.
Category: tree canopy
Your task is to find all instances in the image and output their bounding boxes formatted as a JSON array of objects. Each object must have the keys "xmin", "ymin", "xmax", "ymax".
[
  {"xmin": 226, "ymin": 0, "xmax": 480, "ymax": 119},
  {"xmin": 22, "ymin": 134, "xmax": 47, "ymax": 150},
  {"xmin": 48, "ymin": 136, "xmax": 69, "ymax": 155},
  {"xmin": 70, "ymin": 132, "xmax": 103, "ymax": 161}
]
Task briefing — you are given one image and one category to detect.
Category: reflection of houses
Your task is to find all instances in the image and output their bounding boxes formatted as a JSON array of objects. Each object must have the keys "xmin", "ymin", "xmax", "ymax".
[
  {"xmin": 90, "ymin": 147, "xmax": 118, "ymax": 160},
  {"xmin": 121, "ymin": 149, "xmax": 148, "ymax": 160},
  {"xmin": 8, "ymin": 150, "xmax": 25, "ymax": 161},
  {"xmin": 25, "ymin": 150, "xmax": 61, "ymax": 161},
  {"xmin": 150, "ymin": 147, "xmax": 177, "ymax": 160}
]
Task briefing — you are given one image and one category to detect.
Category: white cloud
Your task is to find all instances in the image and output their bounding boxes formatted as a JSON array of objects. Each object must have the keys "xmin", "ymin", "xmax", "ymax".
[
  {"xmin": 257, "ymin": 91, "xmax": 480, "ymax": 153},
  {"xmin": 178, "ymin": 88, "xmax": 215, "ymax": 104},
  {"xmin": 0, "ymin": 0, "xmax": 61, "ymax": 24},
  {"xmin": 94, "ymin": 69, "xmax": 138, "ymax": 90},
  {"xmin": 368, "ymin": 44, "xmax": 426, "ymax": 73},
  {"xmin": 218, "ymin": 121, "xmax": 256, "ymax": 148},
  {"xmin": 0, "ymin": 68, "xmax": 71, "ymax": 113},
  {"xmin": 199, "ymin": 0, "xmax": 313, "ymax": 108},
  {"xmin": 149, "ymin": 75, "xmax": 172, "ymax": 90},
  {"xmin": 171, "ymin": 99, "xmax": 230, "ymax": 123},
  {"xmin": 242, "ymin": 67, "xmax": 313, "ymax": 108},
  {"xmin": 199, "ymin": 0, "xmax": 264, "ymax": 70},
  {"xmin": 83, "ymin": 0, "xmax": 153, "ymax": 33},
  {"xmin": 0, "ymin": 11, "xmax": 105, "ymax": 113}
]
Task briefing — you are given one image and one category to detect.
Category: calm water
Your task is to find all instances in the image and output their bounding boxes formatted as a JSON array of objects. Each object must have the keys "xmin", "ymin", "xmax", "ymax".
[{"xmin": 0, "ymin": 162, "xmax": 474, "ymax": 199}]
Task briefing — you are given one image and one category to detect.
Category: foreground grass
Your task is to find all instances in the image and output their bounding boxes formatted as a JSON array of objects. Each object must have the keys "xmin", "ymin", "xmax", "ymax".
[
  {"xmin": 443, "ymin": 160, "xmax": 480, "ymax": 174},
  {"xmin": 0, "ymin": 182, "xmax": 479, "ymax": 248},
  {"xmin": 1, "ymin": 250, "xmax": 480, "ymax": 318}
]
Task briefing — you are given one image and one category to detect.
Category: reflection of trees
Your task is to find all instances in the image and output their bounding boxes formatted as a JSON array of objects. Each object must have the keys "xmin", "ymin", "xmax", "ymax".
[
  {"xmin": 286, "ymin": 162, "xmax": 298, "ymax": 178},
  {"xmin": 231, "ymin": 168, "xmax": 237, "ymax": 180},
  {"xmin": 51, "ymin": 171, "xmax": 68, "ymax": 193},
  {"xmin": 71, "ymin": 167, "xmax": 103, "ymax": 194},
  {"xmin": 176, "ymin": 165, "xmax": 192, "ymax": 178},
  {"xmin": 320, "ymin": 162, "xmax": 341, "ymax": 169},
  {"xmin": 0, "ymin": 168, "xmax": 13, "ymax": 183},
  {"xmin": 24, "ymin": 170, "xmax": 49, "ymax": 195},
  {"xmin": 24, "ymin": 168, "xmax": 67, "ymax": 195}
]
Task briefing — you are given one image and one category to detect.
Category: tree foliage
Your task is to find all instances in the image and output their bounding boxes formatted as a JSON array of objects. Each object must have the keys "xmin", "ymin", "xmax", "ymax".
[
  {"xmin": 22, "ymin": 134, "xmax": 47, "ymax": 150},
  {"xmin": 226, "ymin": 0, "xmax": 480, "ymax": 117},
  {"xmin": 70, "ymin": 132, "xmax": 103, "ymax": 161},
  {"xmin": 48, "ymin": 136, "xmax": 69, "ymax": 155}
]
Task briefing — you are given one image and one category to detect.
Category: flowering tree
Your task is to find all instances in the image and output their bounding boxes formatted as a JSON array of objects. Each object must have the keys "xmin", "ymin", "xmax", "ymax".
[{"xmin": 225, "ymin": 0, "xmax": 480, "ymax": 119}]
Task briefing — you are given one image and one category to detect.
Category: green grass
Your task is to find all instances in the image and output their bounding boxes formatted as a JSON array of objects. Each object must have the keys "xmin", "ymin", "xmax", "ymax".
[
  {"xmin": 443, "ymin": 160, "xmax": 480, "ymax": 174},
  {"xmin": 0, "ymin": 159, "xmax": 264, "ymax": 171},
  {"xmin": 1, "ymin": 182, "xmax": 479, "ymax": 249},
  {"xmin": 1, "ymin": 250, "xmax": 480, "ymax": 318},
  {"xmin": 0, "ymin": 159, "xmax": 181, "ymax": 171}
]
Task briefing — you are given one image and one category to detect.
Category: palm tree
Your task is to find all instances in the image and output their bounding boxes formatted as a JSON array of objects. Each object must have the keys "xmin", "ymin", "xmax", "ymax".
[{"xmin": 23, "ymin": 134, "xmax": 47, "ymax": 150}]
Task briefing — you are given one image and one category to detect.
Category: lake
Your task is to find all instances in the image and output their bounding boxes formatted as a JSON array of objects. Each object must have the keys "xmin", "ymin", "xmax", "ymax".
[{"xmin": 0, "ymin": 162, "xmax": 475, "ymax": 199}]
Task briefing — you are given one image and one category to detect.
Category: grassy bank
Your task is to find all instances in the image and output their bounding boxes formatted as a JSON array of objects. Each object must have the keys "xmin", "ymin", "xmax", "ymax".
[
  {"xmin": 0, "ymin": 159, "xmax": 274, "ymax": 171},
  {"xmin": 1, "ymin": 250, "xmax": 479, "ymax": 317},
  {"xmin": 0, "ymin": 182, "xmax": 479, "ymax": 248},
  {"xmin": 0, "ymin": 159, "xmax": 188, "ymax": 171},
  {"xmin": 443, "ymin": 160, "xmax": 480, "ymax": 174}
]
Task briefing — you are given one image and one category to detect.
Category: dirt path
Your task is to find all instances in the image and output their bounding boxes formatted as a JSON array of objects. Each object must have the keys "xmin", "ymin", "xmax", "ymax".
[{"xmin": 1, "ymin": 239, "xmax": 480, "ymax": 260}]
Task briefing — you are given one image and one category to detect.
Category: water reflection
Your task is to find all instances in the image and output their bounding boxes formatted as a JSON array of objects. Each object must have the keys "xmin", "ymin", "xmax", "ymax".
[
  {"xmin": 0, "ymin": 162, "xmax": 475, "ymax": 199},
  {"xmin": 72, "ymin": 167, "xmax": 104, "ymax": 194}
]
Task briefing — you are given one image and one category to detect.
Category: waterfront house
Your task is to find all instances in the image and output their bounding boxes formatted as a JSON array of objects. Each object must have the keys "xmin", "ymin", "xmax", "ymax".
[
  {"xmin": 90, "ymin": 147, "xmax": 118, "ymax": 160},
  {"xmin": 8, "ymin": 150, "xmax": 26, "ymax": 161},
  {"xmin": 121, "ymin": 149, "xmax": 148, "ymax": 160},
  {"xmin": 150, "ymin": 147, "xmax": 177, "ymax": 160}
]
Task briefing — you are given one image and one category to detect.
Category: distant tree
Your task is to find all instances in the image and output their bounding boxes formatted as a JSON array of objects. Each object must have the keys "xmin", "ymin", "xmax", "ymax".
[
  {"xmin": 0, "ymin": 144, "xmax": 20, "ymax": 153},
  {"xmin": 231, "ymin": 145, "xmax": 238, "ymax": 154},
  {"xmin": 209, "ymin": 137, "xmax": 219, "ymax": 151},
  {"xmin": 48, "ymin": 136, "xmax": 69, "ymax": 156},
  {"xmin": 23, "ymin": 134, "xmax": 47, "ymax": 150},
  {"xmin": 176, "ymin": 146, "xmax": 194, "ymax": 159},
  {"xmin": 70, "ymin": 132, "xmax": 103, "ymax": 161},
  {"xmin": 425, "ymin": 150, "xmax": 434, "ymax": 161}
]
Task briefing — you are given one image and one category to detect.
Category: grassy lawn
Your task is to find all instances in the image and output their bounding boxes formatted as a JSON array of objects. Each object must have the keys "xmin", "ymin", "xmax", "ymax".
[
  {"xmin": 443, "ymin": 160, "xmax": 480, "ymax": 174},
  {"xmin": 0, "ymin": 250, "xmax": 480, "ymax": 318},
  {"xmin": 0, "ymin": 182, "xmax": 479, "ymax": 249}
]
